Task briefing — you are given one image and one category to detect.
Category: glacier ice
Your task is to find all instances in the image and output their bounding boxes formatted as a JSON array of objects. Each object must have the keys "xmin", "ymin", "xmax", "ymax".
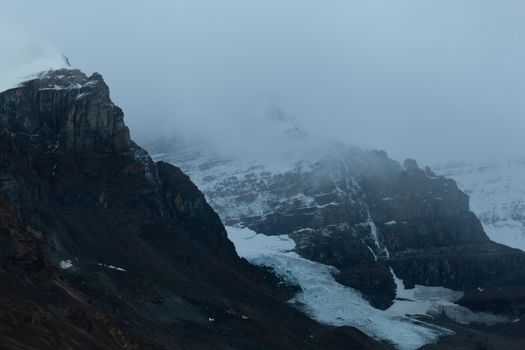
[{"xmin": 227, "ymin": 226, "xmax": 448, "ymax": 350}]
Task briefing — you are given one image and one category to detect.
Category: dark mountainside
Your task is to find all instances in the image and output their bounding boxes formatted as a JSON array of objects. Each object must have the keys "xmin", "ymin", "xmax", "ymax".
[
  {"xmin": 151, "ymin": 131, "xmax": 525, "ymax": 348},
  {"xmin": 0, "ymin": 69, "xmax": 386, "ymax": 350},
  {"xmin": 152, "ymin": 140, "xmax": 525, "ymax": 316}
]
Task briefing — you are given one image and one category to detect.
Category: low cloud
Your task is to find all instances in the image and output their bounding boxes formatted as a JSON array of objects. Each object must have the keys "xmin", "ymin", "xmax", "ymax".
[
  {"xmin": 0, "ymin": 18, "xmax": 66, "ymax": 92},
  {"xmin": 2, "ymin": 1, "xmax": 524, "ymax": 166}
]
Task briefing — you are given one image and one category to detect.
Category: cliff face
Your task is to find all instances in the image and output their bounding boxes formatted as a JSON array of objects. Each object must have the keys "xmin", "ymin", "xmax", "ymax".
[
  {"xmin": 150, "ymin": 138, "xmax": 525, "ymax": 314},
  {"xmin": 360, "ymin": 159, "xmax": 525, "ymax": 311},
  {"xmin": 0, "ymin": 70, "xmax": 384, "ymax": 350},
  {"xmin": 1, "ymin": 70, "xmax": 129, "ymax": 153}
]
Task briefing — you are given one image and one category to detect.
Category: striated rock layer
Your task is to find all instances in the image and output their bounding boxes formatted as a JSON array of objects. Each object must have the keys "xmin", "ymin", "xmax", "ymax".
[{"xmin": 0, "ymin": 69, "xmax": 386, "ymax": 350}]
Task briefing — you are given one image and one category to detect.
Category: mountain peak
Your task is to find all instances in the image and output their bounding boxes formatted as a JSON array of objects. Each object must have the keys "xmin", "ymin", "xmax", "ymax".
[
  {"xmin": 265, "ymin": 105, "xmax": 308, "ymax": 140},
  {"xmin": 0, "ymin": 69, "xmax": 130, "ymax": 153}
]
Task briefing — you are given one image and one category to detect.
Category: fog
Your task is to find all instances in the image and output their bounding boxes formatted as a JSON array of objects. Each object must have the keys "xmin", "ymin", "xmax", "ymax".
[
  {"xmin": 0, "ymin": 19, "xmax": 66, "ymax": 93},
  {"xmin": 2, "ymin": 1, "xmax": 524, "ymax": 166}
]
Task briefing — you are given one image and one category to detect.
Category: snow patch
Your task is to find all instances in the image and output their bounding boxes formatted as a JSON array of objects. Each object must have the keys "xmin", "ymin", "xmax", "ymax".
[
  {"xmin": 39, "ymin": 79, "xmax": 98, "ymax": 91},
  {"xmin": 75, "ymin": 92, "xmax": 90, "ymax": 100},
  {"xmin": 387, "ymin": 269, "xmax": 508, "ymax": 326},
  {"xmin": 484, "ymin": 220, "xmax": 525, "ymax": 252},
  {"xmin": 97, "ymin": 263, "xmax": 126, "ymax": 272},
  {"xmin": 59, "ymin": 259, "xmax": 73, "ymax": 269}
]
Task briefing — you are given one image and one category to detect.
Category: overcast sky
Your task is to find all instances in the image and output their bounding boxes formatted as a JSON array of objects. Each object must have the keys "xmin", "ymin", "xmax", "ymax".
[{"xmin": 2, "ymin": 0, "xmax": 524, "ymax": 165}]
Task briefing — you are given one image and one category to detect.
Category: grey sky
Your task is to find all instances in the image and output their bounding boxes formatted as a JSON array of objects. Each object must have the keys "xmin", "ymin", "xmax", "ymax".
[{"xmin": 2, "ymin": 0, "xmax": 524, "ymax": 165}]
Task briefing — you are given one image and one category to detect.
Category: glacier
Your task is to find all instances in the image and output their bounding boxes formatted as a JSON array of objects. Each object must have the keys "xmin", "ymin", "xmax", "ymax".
[
  {"xmin": 438, "ymin": 161, "xmax": 525, "ymax": 252},
  {"xmin": 227, "ymin": 226, "xmax": 509, "ymax": 349},
  {"xmin": 228, "ymin": 226, "xmax": 444, "ymax": 350}
]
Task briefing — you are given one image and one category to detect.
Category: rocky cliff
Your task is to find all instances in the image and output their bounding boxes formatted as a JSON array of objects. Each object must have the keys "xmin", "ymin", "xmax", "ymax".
[{"xmin": 0, "ymin": 69, "xmax": 385, "ymax": 349}]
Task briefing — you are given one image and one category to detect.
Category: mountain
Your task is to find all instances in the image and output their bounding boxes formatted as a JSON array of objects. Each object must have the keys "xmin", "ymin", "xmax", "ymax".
[
  {"xmin": 437, "ymin": 161, "xmax": 525, "ymax": 252},
  {"xmin": 0, "ymin": 69, "xmax": 386, "ymax": 350},
  {"xmin": 3, "ymin": 66, "xmax": 525, "ymax": 350},
  {"xmin": 149, "ymin": 125, "xmax": 525, "ymax": 349}
]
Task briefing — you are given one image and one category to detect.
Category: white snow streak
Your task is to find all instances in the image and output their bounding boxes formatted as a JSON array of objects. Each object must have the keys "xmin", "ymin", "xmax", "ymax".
[{"xmin": 97, "ymin": 263, "xmax": 127, "ymax": 272}]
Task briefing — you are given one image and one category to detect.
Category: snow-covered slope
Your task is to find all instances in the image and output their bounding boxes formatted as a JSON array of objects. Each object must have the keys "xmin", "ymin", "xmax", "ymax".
[
  {"xmin": 437, "ymin": 161, "xmax": 525, "ymax": 252},
  {"xmin": 151, "ymin": 142, "xmax": 358, "ymax": 227}
]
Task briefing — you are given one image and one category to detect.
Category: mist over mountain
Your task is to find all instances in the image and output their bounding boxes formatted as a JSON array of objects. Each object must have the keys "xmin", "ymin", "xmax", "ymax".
[
  {"xmin": 0, "ymin": 20, "xmax": 68, "ymax": 92},
  {"xmin": 1, "ymin": 2, "xmax": 525, "ymax": 350},
  {"xmin": 3, "ymin": 0, "xmax": 524, "ymax": 165}
]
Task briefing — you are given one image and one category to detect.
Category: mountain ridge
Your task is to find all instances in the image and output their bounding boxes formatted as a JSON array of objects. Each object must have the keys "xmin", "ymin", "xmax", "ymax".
[
  {"xmin": 149, "ymin": 129, "xmax": 525, "ymax": 348},
  {"xmin": 0, "ymin": 69, "xmax": 386, "ymax": 349}
]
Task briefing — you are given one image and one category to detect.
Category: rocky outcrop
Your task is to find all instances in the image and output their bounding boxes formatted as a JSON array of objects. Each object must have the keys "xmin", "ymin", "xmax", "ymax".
[
  {"xmin": 0, "ymin": 69, "xmax": 129, "ymax": 153},
  {"xmin": 0, "ymin": 70, "xmax": 386, "ymax": 349}
]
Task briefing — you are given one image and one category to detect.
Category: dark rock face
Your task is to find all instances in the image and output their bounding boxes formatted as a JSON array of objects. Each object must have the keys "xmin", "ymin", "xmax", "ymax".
[
  {"xmin": 0, "ymin": 70, "xmax": 386, "ymax": 350},
  {"xmin": 361, "ymin": 160, "xmax": 525, "ymax": 307},
  {"xmin": 1, "ymin": 70, "xmax": 129, "ymax": 153},
  {"xmin": 150, "ymin": 139, "xmax": 525, "ymax": 315},
  {"xmin": 0, "ymin": 193, "xmax": 136, "ymax": 349}
]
